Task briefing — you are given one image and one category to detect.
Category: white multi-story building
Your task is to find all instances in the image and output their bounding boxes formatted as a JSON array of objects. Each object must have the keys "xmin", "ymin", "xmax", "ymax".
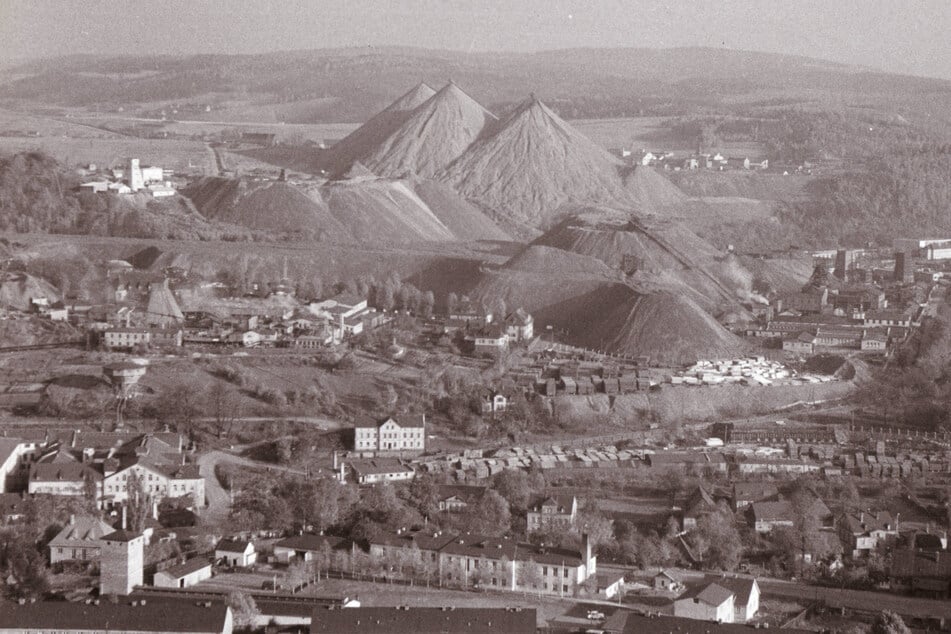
[
  {"xmin": 352, "ymin": 416, "xmax": 425, "ymax": 454},
  {"xmin": 101, "ymin": 461, "xmax": 204, "ymax": 509}
]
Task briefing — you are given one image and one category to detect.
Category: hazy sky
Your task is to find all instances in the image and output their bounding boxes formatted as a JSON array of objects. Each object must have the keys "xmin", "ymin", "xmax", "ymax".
[{"xmin": 2, "ymin": 0, "xmax": 950, "ymax": 79}]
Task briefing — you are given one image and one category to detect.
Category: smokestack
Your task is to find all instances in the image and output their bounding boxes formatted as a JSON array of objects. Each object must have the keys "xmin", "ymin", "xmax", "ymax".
[
  {"xmin": 121, "ymin": 505, "xmax": 127, "ymax": 530},
  {"xmin": 332, "ymin": 451, "xmax": 338, "ymax": 470},
  {"xmin": 582, "ymin": 532, "xmax": 592, "ymax": 566}
]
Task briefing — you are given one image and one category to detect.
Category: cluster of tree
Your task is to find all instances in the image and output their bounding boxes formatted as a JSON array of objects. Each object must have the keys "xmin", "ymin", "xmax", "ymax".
[
  {"xmin": 783, "ymin": 147, "xmax": 951, "ymax": 245},
  {"xmin": 0, "ymin": 494, "xmax": 101, "ymax": 599},
  {"xmin": 856, "ymin": 310, "xmax": 951, "ymax": 431}
]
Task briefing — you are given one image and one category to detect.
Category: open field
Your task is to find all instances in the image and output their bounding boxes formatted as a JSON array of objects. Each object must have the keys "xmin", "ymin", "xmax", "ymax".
[
  {"xmin": 571, "ymin": 116, "xmax": 768, "ymax": 157},
  {"xmin": 0, "ymin": 135, "xmax": 214, "ymax": 172},
  {"xmin": 58, "ymin": 109, "xmax": 361, "ymax": 146}
]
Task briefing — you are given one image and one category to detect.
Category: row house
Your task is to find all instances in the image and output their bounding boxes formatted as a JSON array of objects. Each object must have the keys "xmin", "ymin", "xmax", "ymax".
[
  {"xmin": 864, "ymin": 310, "xmax": 912, "ymax": 328},
  {"xmin": 368, "ymin": 529, "xmax": 597, "ymax": 597}
]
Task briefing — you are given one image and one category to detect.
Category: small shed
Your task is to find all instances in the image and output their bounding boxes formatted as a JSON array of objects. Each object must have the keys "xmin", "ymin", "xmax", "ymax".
[
  {"xmin": 215, "ymin": 538, "xmax": 256, "ymax": 568},
  {"xmin": 653, "ymin": 568, "xmax": 685, "ymax": 592}
]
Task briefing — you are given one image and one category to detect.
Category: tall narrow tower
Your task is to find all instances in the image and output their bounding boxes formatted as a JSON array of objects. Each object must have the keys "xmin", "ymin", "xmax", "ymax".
[
  {"xmin": 128, "ymin": 158, "xmax": 143, "ymax": 191},
  {"xmin": 99, "ymin": 530, "xmax": 144, "ymax": 596},
  {"xmin": 834, "ymin": 249, "xmax": 847, "ymax": 280}
]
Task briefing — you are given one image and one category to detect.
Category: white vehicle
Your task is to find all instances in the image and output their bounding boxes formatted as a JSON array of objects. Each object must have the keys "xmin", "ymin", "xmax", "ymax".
[{"xmin": 587, "ymin": 610, "xmax": 606, "ymax": 621}]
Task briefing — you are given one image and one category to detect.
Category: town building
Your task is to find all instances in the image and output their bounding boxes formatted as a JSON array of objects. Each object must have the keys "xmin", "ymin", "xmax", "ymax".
[
  {"xmin": 839, "ymin": 511, "xmax": 900, "ymax": 558},
  {"xmin": 749, "ymin": 501, "xmax": 795, "ymax": 534},
  {"xmin": 352, "ymin": 416, "xmax": 425, "ymax": 454},
  {"xmin": 607, "ymin": 613, "xmax": 810, "ymax": 634},
  {"xmin": 716, "ymin": 577, "xmax": 760, "ymax": 623},
  {"xmin": 101, "ymin": 460, "xmax": 204, "ymax": 510},
  {"xmin": 367, "ymin": 529, "xmax": 597, "ymax": 596},
  {"xmin": 471, "ymin": 324, "xmax": 508, "ymax": 356},
  {"xmin": 436, "ymin": 484, "xmax": 487, "ymax": 512},
  {"xmin": 27, "ymin": 432, "xmax": 204, "ymax": 510},
  {"xmin": 273, "ymin": 534, "xmax": 351, "ymax": 563},
  {"xmin": 480, "ymin": 390, "xmax": 508, "ymax": 415},
  {"xmin": 889, "ymin": 549, "xmax": 951, "ymax": 598},
  {"xmin": 0, "ymin": 599, "xmax": 233, "ymax": 634},
  {"xmin": 153, "ymin": 558, "xmax": 213, "ymax": 588},
  {"xmin": 526, "ymin": 495, "xmax": 577, "ymax": 532},
  {"xmin": 596, "ymin": 571, "xmax": 626, "ymax": 600},
  {"xmin": 49, "ymin": 515, "xmax": 115, "ymax": 564},
  {"xmin": 653, "ymin": 569, "xmax": 685, "ymax": 592},
  {"xmin": 731, "ymin": 483, "xmax": 779, "ymax": 511},
  {"xmin": 100, "ymin": 529, "xmax": 145, "ymax": 596},
  {"xmin": 673, "ymin": 582, "xmax": 735, "ymax": 623},
  {"xmin": 29, "ymin": 462, "xmax": 103, "ymax": 497},
  {"xmin": 504, "ymin": 308, "xmax": 534, "ymax": 342},
  {"xmin": 310, "ymin": 606, "xmax": 536, "ymax": 634},
  {"xmin": 215, "ymin": 539, "xmax": 257, "ymax": 567},
  {"xmin": 346, "ymin": 458, "xmax": 415, "ymax": 484}
]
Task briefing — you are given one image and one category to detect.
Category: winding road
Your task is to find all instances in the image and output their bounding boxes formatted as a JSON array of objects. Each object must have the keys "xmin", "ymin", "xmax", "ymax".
[{"xmin": 197, "ymin": 448, "xmax": 308, "ymax": 525}]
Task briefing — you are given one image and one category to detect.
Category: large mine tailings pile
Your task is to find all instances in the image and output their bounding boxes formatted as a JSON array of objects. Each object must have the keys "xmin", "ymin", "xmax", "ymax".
[
  {"xmin": 318, "ymin": 81, "xmax": 436, "ymax": 176},
  {"xmin": 359, "ymin": 81, "xmax": 497, "ymax": 178},
  {"xmin": 438, "ymin": 95, "xmax": 629, "ymax": 227}
]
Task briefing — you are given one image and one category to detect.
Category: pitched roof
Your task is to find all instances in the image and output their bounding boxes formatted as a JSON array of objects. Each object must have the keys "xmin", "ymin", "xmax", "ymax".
[
  {"xmin": 349, "ymin": 458, "xmax": 414, "ymax": 477},
  {"xmin": 216, "ymin": 538, "xmax": 253, "ymax": 553},
  {"xmin": 157, "ymin": 557, "xmax": 212, "ymax": 579},
  {"xmin": 505, "ymin": 308, "xmax": 532, "ymax": 325},
  {"xmin": 616, "ymin": 613, "xmax": 812, "ymax": 634},
  {"xmin": 436, "ymin": 484, "xmax": 487, "ymax": 505},
  {"xmin": 732, "ymin": 482, "xmax": 779, "ymax": 503},
  {"xmin": 0, "ymin": 599, "xmax": 230, "ymax": 633},
  {"xmin": 274, "ymin": 534, "xmax": 350, "ymax": 552},
  {"xmin": 102, "ymin": 529, "xmax": 142, "ymax": 542},
  {"xmin": 890, "ymin": 549, "xmax": 951, "ymax": 579},
  {"xmin": 30, "ymin": 462, "xmax": 102, "ymax": 482},
  {"xmin": 530, "ymin": 494, "xmax": 575, "ymax": 513},
  {"xmin": 310, "ymin": 606, "xmax": 536, "ymax": 634},
  {"xmin": 715, "ymin": 577, "xmax": 758, "ymax": 606},
  {"xmin": 842, "ymin": 510, "xmax": 897, "ymax": 535},
  {"xmin": 656, "ymin": 568, "xmax": 684, "ymax": 582},
  {"xmin": 50, "ymin": 516, "xmax": 116, "ymax": 548},
  {"xmin": 751, "ymin": 501, "xmax": 794, "ymax": 523},
  {"xmin": 694, "ymin": 582, "xmax": 734, "ymax": 606}
]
